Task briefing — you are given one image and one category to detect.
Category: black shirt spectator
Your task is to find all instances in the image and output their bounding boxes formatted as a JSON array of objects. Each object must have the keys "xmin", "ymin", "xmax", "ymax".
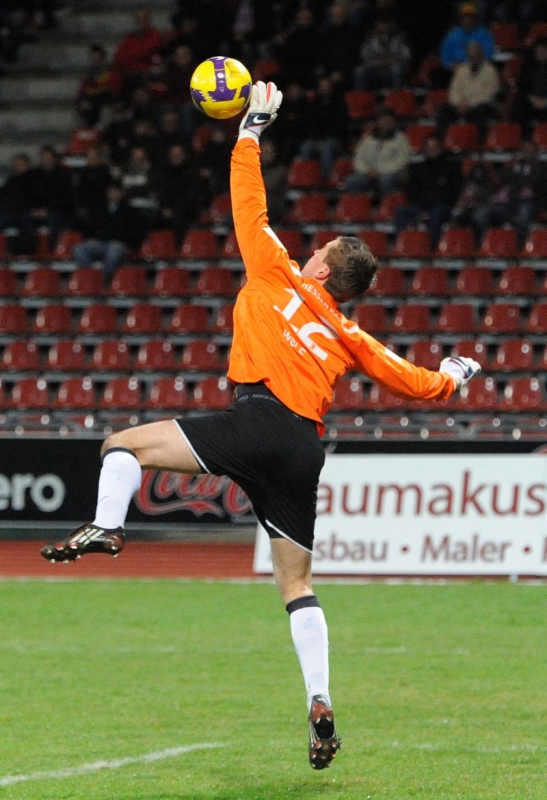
[
  {"xmin": 298, "ymin": 76, "xmax": 351, "ymax": 181},
  {"xmin": 74, "ymin": 145, "xmax": 113, "ymax": 229},
  {"xmin": 102, "ymin": 103, "xmax": 134, "ymax": 167},
  {"xmin": 277, "ymin": 8, "xmax": 322, "ymax": 89},
  {"xmin": 0, "ymin": 153, "xmax": 33, "ymax": 226},
  {"xmin": 159, "ymin": 143, "xmax": 205, "ymax": 244},
  {"xmin": 28, "ymin": 145, "xmax": 74, "ymax": 247},
  {"xmin": 513, "ymin": 37, "xmax": 547, "ymax": 133}
]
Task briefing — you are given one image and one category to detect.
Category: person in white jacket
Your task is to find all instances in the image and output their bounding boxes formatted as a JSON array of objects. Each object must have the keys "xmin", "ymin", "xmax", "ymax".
[{"xmin": 344, "ymin": 106, "xmax": 410, "ymax": 196}]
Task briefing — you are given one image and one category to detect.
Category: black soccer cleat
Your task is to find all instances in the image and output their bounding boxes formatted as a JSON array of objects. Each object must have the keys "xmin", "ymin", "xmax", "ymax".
[
  {"xmin": 40, "ymin": 523, "xmax": 126, "ymax": 563},
  {"xmin": 308, "ymin": 695, "xmax": 342, "ymax": 770}
]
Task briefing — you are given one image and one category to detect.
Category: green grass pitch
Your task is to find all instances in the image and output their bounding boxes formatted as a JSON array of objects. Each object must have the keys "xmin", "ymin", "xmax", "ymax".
[{"xmin": 0, "ymin": 580, "xmax": 545, "ymax": 799}]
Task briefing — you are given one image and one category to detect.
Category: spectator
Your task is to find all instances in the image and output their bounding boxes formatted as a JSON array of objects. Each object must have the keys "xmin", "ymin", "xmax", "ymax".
[
  {"xmin": 166, "ymin": 7, "xmax": 231, "ymax": 62},
  {"xmin": 394, "ymin": 135, "xmax": 462, "ymax": 246},
  {"xmin": 112, "ymin": 7, "xmax": 163, "ymax": 96},
  {"xmin": 102, "ymin": 103, "xmax": 134, "ymax": 167},
  {"xmin": 197, "ymin": 126, "xmax": 232, "ymax": 200},
  {"xmin": 437, "ymin": 41, "xmax": 500, "ymax": 142},
  {"xmin": 343, "ymin": 106, "xmax": 411, "ymax": 196},
  {"xmin": 158, "ymin": 143, "xmax": 205, "ymax": 245},
  {"xmin": 77, "ymin": 44, "xmax": 120, "ymax": 127},
  {"xmin": 28, "ymin": 145, "xmax": 74, "ymax": 248},
  {"xmin": 270, "ymin": 81, "xmax": 313, "ymax": 166},
  {"xmin": 277, "ymin": 8, "xmax": 322, "ymax": 89},
  {"xmin": 164, "ymin": 44, "xmax": 198, "ymax": 136},
  {"xmin": 74, "ymin": 145, "xmax": 113, "ymax": 231},
  {"xmin": 129, "ymin": 118, "xmax": 161, "ymax": 165},
  {"xmin": 0, "ymin": 153, "xmax": 34, "ymax": 232},
  {"xmin": 260, "ymin": 138, "xmax": 288, "ymax": 224},
  {"xmin": 440, "ymin": 3, "xmax": 494, "ymax": 72},
  {"xmin": 512, "ymin": 37, "xmax": 547, "ymax": 134},
  {"xmin": 118, "ymin": 145, "xmax": 160, "ymax": 233},
  {"xmin": 353, "ymin": 17, "xmax": 412, "ymax": 90},
  {"xmin": 298, "ymin": 76, "xmax": 350, "ymax": 181},
  {"xmin": 157, "ymin": 109, "xmax": 191, "ymax": 160},
  {"xmin": 317, "ymin": 1, "xmax": 363, "ymax": 89},
  {"xmin": 144, "ymin": 52, "xmax": 169, "ymax": 104},
  {"xmin": 73, "ymin": 183, "xmax": 144, "ymax": 279},
  {"xmin": 129, "ymin": 85, "xmax": 156, "ymax": 123},
  {"xmin": 449, "ymin": 158, "xmax": 498, "ymax": 244}
]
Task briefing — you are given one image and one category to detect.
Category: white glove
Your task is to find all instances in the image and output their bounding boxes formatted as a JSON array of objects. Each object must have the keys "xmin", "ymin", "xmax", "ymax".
[
  {"xmin": 440, "ymin": 356, "xmax": 481, "ymax": 389},
  {"xmin": 239, "ymin": 81, "xmax": 283, "ymax": 142}
]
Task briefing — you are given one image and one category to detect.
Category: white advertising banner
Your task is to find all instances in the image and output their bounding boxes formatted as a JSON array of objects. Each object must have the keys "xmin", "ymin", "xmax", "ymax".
[{"xmin": 253, "ymin": 455, "xmax": 547, "ymax": 576}]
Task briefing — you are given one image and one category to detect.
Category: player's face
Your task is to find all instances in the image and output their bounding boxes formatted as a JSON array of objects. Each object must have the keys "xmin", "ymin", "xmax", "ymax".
[{"xmin": 301, "ymin": 239, "xmax": 337, "ymax": 279}]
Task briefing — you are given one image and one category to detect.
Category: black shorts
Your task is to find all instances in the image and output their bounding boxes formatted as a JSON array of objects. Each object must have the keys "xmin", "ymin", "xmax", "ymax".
[{"xmin": 175, "ymin": 383, "xmax": 325, "ymax": 552}]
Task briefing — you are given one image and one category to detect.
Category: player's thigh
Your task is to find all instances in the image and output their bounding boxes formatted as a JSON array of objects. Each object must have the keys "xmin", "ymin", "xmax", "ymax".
[
  {"xmin": 270, "ymin": 537, "xmax": 313, "ymax": 606},
  {"xmin": 102, "ymin": 419, "xmax": 201, "ymax": 473}
]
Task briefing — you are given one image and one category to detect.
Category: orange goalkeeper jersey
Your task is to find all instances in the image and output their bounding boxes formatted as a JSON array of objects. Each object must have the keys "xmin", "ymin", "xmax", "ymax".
[{"xmin": 227, "ymin": 138, "xmax": 455, "ymax": 427}]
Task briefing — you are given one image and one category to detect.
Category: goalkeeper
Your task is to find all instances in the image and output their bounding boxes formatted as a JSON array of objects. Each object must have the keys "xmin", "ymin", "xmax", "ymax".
[{"xmin": 41, "ymin": 82, "xmax": 480, "ymax": 770}]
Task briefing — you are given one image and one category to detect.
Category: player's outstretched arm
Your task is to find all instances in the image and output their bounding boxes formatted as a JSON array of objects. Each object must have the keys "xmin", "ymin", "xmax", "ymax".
[
  {"xmin": 238, "ymin": 81, "xmax": 283, "ymax": 143},
  {"xmin": 439, "ymin": 356, "xmax": 481, "ymax": 389}
]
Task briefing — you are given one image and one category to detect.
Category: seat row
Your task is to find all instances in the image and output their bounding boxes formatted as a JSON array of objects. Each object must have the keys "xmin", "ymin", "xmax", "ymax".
[{"xmin": 372, "ymin": 264, "xmax": 547, "ymax": 297}]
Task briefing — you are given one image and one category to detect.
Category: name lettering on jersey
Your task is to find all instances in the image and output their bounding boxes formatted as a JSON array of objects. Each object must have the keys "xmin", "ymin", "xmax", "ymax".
[
  {"xmin": 283, "ymin": 328, "xmax": 307, "ymax": 355},
  {"xmin": 275, "ymin": 288, "xmax": 337, "ymax": 362}
]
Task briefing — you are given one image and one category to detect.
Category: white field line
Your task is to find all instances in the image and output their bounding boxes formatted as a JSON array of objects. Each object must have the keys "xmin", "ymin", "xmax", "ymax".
[{"xmin": 0, "ymin": 743, "xmax": 223, "ymax": 787}]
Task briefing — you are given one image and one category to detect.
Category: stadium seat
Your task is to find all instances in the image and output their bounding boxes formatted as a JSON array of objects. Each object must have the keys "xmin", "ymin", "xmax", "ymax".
[
  {"xmin": 410, "ymin": 266, "xmax": 449, "ymax": 296},
  {"xmin": 351, "ymin": 303, "xmax": 389, "ymax": 333},
  {"xmin": 0, "ymin": 268, "xmax": 17, "ymax": 297},
  {"xmin": 375, "ymin": 191, "xmax": 407, "ymax": 222},
  {"xmin": 329, "ymin": 157, "xmax": 353, "ymax": 187},
  {"xmin": 151, "ymin": 266, "xmax": 191, "ymax": 296},
  {"xmin": 456, "ymin": 376, "xmax": 499, "ymax": 410},
  {"xmin": 494, "ymin": 339, "xmax": 534, "ymax": 371},
  {"xmin": 484, "ymin": 122, "xmax": 522, "ymax": 152},
  {"xmin": 110, "ymin": 266, "xmax": 148, "ymax": 297},
  {"xmin": 392, "ymin": 303, "xmax": 432, "ymax": 333},
  {"xmin": 443, "ymin": 123, "xmax": 480, "ymax": 153},
  {"xmin": 146, "ymin": 376, "xmax": 189, "ymax": 410},
  {"xmin": 405, "ymin": 124, "xmax": 437, "ymax": 152},
  {"xmin": 450, "ymin": 338, "xmax": 489, "ymax": 367},
  {"xmin": 139, "ymin": 229, "xmax": 177, "ymax": 260},
  {"xmin": 168, "ymin": 304, "xmax": 211, "ymax": 334},
  {"xmin": 22, "ymin": 268, "xmax": 61, "ymax": 297},
  {"xmin": 480, "ymin": 302, "xmax": 522, "ymax": 334},
  {"xmin": 392, "ymin": 229, "xmax": 431, "ymax": 258},
  {"xmin": 221, "ymin": 231, "xmax": 241, "ymax": 260},
  {"xmin": 437, "ymin": 303, "xmax": 476, "ymax": 334},
  {"xmin": 136, "ymin": 340, "xmax": 178, "ymax": 371},
  {"xmin": 532, "ymin": 122, "xmax": 547, "ymax": 150},
  {"xmin": 65, "ymin": 127, "xmax": 101, "ymax": 156},
  {"xmin": 420, "ymin": 89, "xmax": 448, "ymax": 117},
  {"xmin": 405, "ymin": 340, "xmax": 443, "ymax": 370},
  {"xmin": 497, "ymin": 265, "xmax": 537, "ymax": 295},
  {"xmin": 100, "ymin": 377, "xmax": 142, "ymax": 409},
  {"xmin": 369, "ymin": 267, "xmax": 405, "ymax": 297},
  {"xmin": 453, "ymin": 266, "xmax": 494, "ymax": 296},
  {"xmin": 501, "ymin": 55, "xmax": 523, "ymax": 87},
  {"xmin": 2, "ymin": 341, "xmax": 39, "ymax": 371},
  {"xmin": 67, "ymin": 267, "xmax": 104, "ymax": 297},
  {"xmin": 53, "ymin": 230, "xmax": 82, "ymax": 260},
  {"xmin": 46, "ymin": 340, "xmax": 87, "ymax": 371},
  {"xmin": 490, "ymin": 21, "xmax": 522, "ymax": 50},
  {"xmin": 77, "ymin": 304, "xmax": 118, "ymax": 335},
  {"xmin": 213, "ymin": 302, "xmax": 235, "ymax": 334},
  {"xmin": 33, "ymin": 304, "xmax": 72, "ymax": 335},
  {"xmin": 207, "ymin": 192, "xmax": 232, "ymax": 225},
  {"xmin": 0, "ymin": 305, "xmax": 27, "ymax": 334},
  {"xmin": 276, "ymin": 229, "xmax": 304, "ymax": 259},
  {"xmin": 289, "ymin": 193, "xmax": 329, "ymax": 224},
  {"xmin": 55, "ymin": 377, "xmax": 96, "ymax": 409},
  {"xmin": 527, "ymin": 302, "xmax": 547, "ymax": 333},
  {"xmin": 502, "ymin": 376, "xmax": 546, "ymax": 410},
  {"xmin": 344, "ymin": 90, "xmax": 376, "ymax": 120},
  {"xmin": 11, "ymin": 377, "xmax": 50, "ymax": 409},
  {"xmin": 435, "ymin": 227, "xmax": 476, "ymax": 259},
  {"xmin": 521, "ymin": 228, "xmax": 547, "ymax": 258},
  {"xmin": 192, "ymin": 376, "xmax": 232, "ymax": 410},
  {"xmin": 331, "ymin": 376, "xmax": 366, "ymax": 410},
  {"xmin": 525, "ymin": 21, "xmax": 547, "ymax": 47},
  {"xmin": 122, "ymin": 304, "xmax": 163, "ymax": 334},
  {"xmin": 365, "ymin": 384, "xmax": 406, "ymax": 410},
  {"xmin": 92, "ymin": 340, "xmax": 131, "ymax": 371},
  {"xmin": 180, "ymin": 229, "xmax": 219, "ymax": 260},
  {"xmin": 479, "ymin": 228, "xmax": 518, "ymax": 258},
  {"xmin": 384, "ymin": 89, "xmax": 417, "ymax": 119},
  {"xmin": 180, "ymin": 340, "xmax": 225, "ymax": 371},
  {"xmin": 287, "ymin": 159, "xmax": 323, "ymax": 189},
  {"xmin": 357, "ymin": 230, "xmax": 388, "ymax": 258},
  {"xmin": 308, "ymin": 230, "xmax": 344, "ymax": 253},
  {"xmin": 194, "ymin": 266, "xmax": 236, "ymax": 296},
  {"xmin": 332, "ymin": 194, "xmax": 372, "ymax": 223}
]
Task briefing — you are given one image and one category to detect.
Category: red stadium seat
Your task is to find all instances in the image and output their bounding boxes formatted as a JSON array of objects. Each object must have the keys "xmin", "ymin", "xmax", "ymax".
[
  {"xmin": 484, "ymin": 122, "xmax": 522, "ymax": 152},
  {"xmin": 494, "ymin": 339, "xmax": 534, "ymax": 371},
  {"xmin": 490, "ymin": 21, "xmax": 522, "ymax": 50},
  {"xmin": 22, "ymin": 268, "xmax": 61, "ymax": 297},
  {"xmin": 480, "ymin": 303, "xmax": 522, "ymax": 334},
  {"xmin": 420, "ymin": 89, "xmax": 448, "ymax": 117},
  {"xmin": 443, "ymin": 123, "xmax": 480, "ymax": 153},
  {"xmin": 0, "ymin": 268, "xmax": 17, "ymax": 297},
  {"xmin": 276, "ymin": 229, "xmax": 304, "ymax": 259},
  {"xmin": 369, "ymin": 267, "xmax": 405, "ymax": 297},
  {"xmin": 65, "ymin": 127, "xmax": 101, "ymax": 155},
  {"xmin": 289, "ymin": 193, "xmax": 329, "ymax": 224},
  {"xmin": 53, "ymin": 230, "xmax": 83, "ymax": 260},
  {"xmin": 331, "ymin": 376, "xmax": 366, "ymax": 410},
  {"xmin": 405, "ymin": 340, "xmax": 443, "ymax": 370},
  {"xmin": 67, "ymin": 267, "xmax": 103, "ymax": 297},
  {"xmin": 332, "ymin": 194, "xmax": 372, "ymax": 223},
  {"xmin": 110, "ymin": 266, "xmax": 148, "ymax": 297},
  {"xmin": 503, "ymin": 377, "xmax": 546, "ymax": 410},
  {"xmin": 46, "ymin": 340, "xmax": 87, "ymax": 371},
  {"xmin": 410, "ymin": 266, "xmax": 449, "ymax": 296},
  {"xmin": 521, "ymin": 228, "xmax": 547, "ymax": 258},
  {"xmin": 497, "ymin": 265, "xmax": 537, "ymax": 295},
  {"xmin": 287, "ymin": 159, "xmax": 323, "ymax": 189},
  {"xmin": 456, "ymin": 377, "xmax": 499, "ymax": 410},
  {"xmin": 375, "ymin": 191, "xmax": 407, "ymax": 222},
  {"xmin": 0, "ymin": 305, "xmax": 27, "ymax": 334},
  {"xmin": 151, "ymin": 266, "xmax": 191, "ymax": 297},
  {"xmin": 351, "ymin": 303, "xmax": 388, "ymax": 334},
  {"xmin": 180, "ymin": 340, "xmax": 225, "ymax": 371},
  {"xmin": 527, "ymin": 302, "xmax": 547, "ymax": 333},
  {"xmin": 180, "ymin": 229, "xmax": 219, "ymax": 260},
  {"xmin": 365, "ymin": 384, "xmax": 406, "ymax": 410},
  {"xmin": 450, "ymin": 339, "xmax": 489, "ymax": 367},
  {"xmin": 192, "ymin": 376, "xmax": 232, "ymax": 410},
  {"xmin": 344, "ymin": 90, "xmax": 376, "ymax": 120},
  {"xmin": 357, "ymin": 230, "xmax": 388, "ymax": 258},
  {"xmin": 56, "ymin": 377, "xmax": 96, "ymax": 409},
  {"xmin": 146, "ymin": 376, "xmax": 189, "ymax": 410},
  {"xmin": 33, "ymin": 304, "xmax": 72, "ymax": 335},
  {"xmin": 435, "ymin": 228, "xmax": 476, "ymax": 259},
  {"xmin": 384, "ymin": 89, "xmax": 417, "ymax": 119},
  {"xmin": 392, "ymin": 303, "xmax": 432, "ymax": 333},
  {"xmin": 2, "ymin": 341, "xmax": 39, "ymax": 371},
  {"xmin": 213, "ymin": 302, "xmax": 235, "ymax": 334},
  {"xmin": 308, "ymin": 230, "xmax": 343, "ymax": 253},
  {"xmin": 137, "ymin": 340, "xmax": 178, "ymax": 371},
  {"xmin": 92, "ymin": 340, "xmax": 131, "ymax": 371},
  {"xmin": 525, "ymin": 21, "xmax": 547, "ymax": 47},
  {"xmin": 501, "ymin": 55, "xmax": 523, "ymax": 87},
  {"xmin": 207, "ymin": 192, "xmax": 232, "ymax": 225},
  {"xmin": 139, "ymin": 229, "xmax": 177, "ymax": 260},
  {"xmin": 405, "ymin": 124, "xmax": 437, "ymax": 152},
  {"xmin": 330, "ymin": 157, "xmax": 353, "ymax": 187},
  {"xmin": 100, "ymin": 377, "xmax": 142, "ymax": 409},
  {"xmin": 221, "ymin": 231, "xmax": 241, "ymax": 260},
  {"xmin": 532, "ymin": 122, "xmax": 547, "ymax": 150},
  {"xmin": 168, "ymin": 304, "xmax": 211, "ymax": 334},
  {"xmin": 453, "ymin": 266, "xmax": 494, "ymax": 296},
  {"xmin": 122, "ymin": 304, "xmax": 163, "ymax": 334},
  {"xmin": 479, "ymin": 228, "xmax": 518, "ymax": 258},
  {"xmin": 195, "ymin": 267, "xmax": 236, "ymax": 296},
  {"xmin": 393, "ymin": 229, "xmax": 431, "ymax": 258},
  {"xmin": 11, "ymin": 377, "xmax": 50, "ymax": 408},
  {"xmin": 437, "ymin": 303, "xmax": 476, "ymax": 334},
  {"xmin": 77, "ymin": 304, "xmax": 117, "ymax": 335}
]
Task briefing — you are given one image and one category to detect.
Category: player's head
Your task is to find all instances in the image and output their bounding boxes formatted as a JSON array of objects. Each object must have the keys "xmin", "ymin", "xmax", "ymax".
[{"xmin": 301, "ymin": 236, "xmax": 378, "ymax": 303}]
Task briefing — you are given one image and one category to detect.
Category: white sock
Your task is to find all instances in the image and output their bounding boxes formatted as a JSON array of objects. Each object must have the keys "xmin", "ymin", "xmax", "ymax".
[
  {"xmin": 288, "ymin": 597, "xmax": 331, "ymax": 710},
  {"xmin": 92, "ymin": 449, "xmax": 142, "ymax": 529}
]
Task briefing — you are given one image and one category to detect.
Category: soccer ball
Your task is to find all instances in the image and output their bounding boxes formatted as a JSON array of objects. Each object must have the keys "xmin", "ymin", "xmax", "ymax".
[{"xmin": 190, "ymin": 56, "xmax": 252, "ymax": 120}]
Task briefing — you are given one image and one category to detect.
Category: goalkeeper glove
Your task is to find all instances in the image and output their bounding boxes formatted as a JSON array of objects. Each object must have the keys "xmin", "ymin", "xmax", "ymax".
[
  {"xmin": 239, "ymin": 81, "xmax": 283, "ymax": 142},
  {"xmin": 440, "ymin": 356, "xmax": 481, "ymax": 389}
]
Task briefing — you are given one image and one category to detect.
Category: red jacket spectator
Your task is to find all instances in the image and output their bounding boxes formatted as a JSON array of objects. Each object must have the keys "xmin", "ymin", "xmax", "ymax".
[{"xmin": 113, "ymin": 8, "xmax": 163, "ymax": 79}]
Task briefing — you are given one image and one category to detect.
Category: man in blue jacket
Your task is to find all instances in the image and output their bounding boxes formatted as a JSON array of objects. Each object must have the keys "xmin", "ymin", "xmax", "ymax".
[{"xmin": 440, "ymin": 3, "xmax": 494, "ymax": 71}]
